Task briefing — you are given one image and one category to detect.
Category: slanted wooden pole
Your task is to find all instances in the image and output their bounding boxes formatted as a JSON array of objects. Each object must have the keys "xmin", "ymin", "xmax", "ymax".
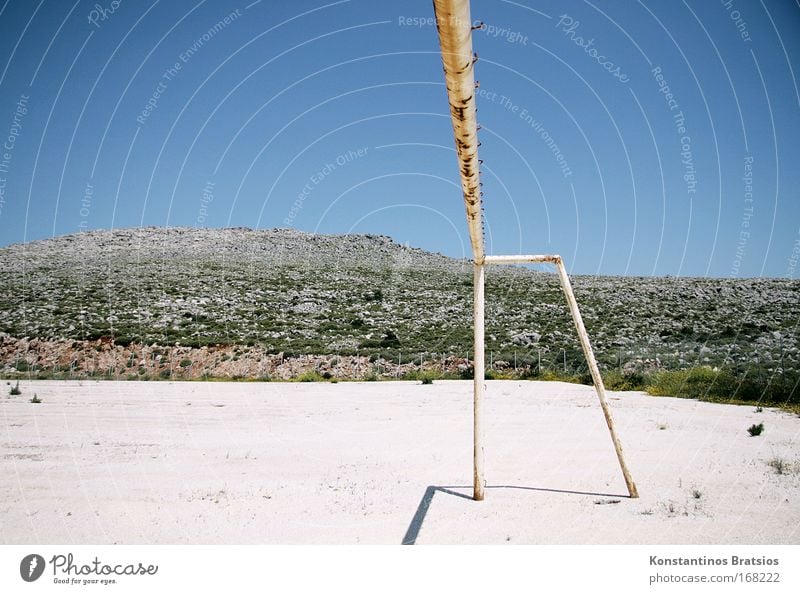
[
  {"xmin": 473, "ymin": 261, "xmax": 485, "ymax": 500},
  {"xmin": 554, "ymin": 258, "xmax": 639, "ymax": 498}
]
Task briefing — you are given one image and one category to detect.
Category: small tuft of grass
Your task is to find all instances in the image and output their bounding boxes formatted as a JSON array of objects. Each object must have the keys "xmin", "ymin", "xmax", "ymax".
[
  {"xmin": 29, "ymin": 394, "xmax": 42, "ymax": 404},
  {"xmin": 767, "ymin": 457, "xmax": 791, "ymax": 475},
  {"xmin": 747, "ymin": 422, "xmax": 764, "ymax": 437},
  {"xmin": 755, "ymin": 406, "xmax": 763, "ymax": 413},
  {"xmin": 593, "ymin": 498, "xmax": 621, "ymax": 505},
  {"xmin": 9, "ymin": 380, "xmax": 21, "ymax": 395},
  {"xmin": 691, "ymin": 489, "xmax": 702, "ymax": 499},
  {"xmin": 421, "ymin": 376, "xmax": 433, "ymax": 385}
]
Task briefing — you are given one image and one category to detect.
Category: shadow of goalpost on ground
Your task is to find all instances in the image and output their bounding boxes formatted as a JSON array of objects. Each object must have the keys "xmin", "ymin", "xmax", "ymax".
[{"xmin": 401, "ymin": 484, "xmax": 632, "ymax": 545}]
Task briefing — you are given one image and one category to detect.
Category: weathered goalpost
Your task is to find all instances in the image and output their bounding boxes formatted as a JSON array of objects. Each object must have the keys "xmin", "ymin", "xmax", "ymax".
[{"xmin": 432, "ymin": 0, "xmax": 638, "ymax": 501}]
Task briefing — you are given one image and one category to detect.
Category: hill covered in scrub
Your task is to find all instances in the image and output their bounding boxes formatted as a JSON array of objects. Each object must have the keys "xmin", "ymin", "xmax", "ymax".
[{"xmin": 0, "ymin": 227, "xmax": 798, "ymax": 380}]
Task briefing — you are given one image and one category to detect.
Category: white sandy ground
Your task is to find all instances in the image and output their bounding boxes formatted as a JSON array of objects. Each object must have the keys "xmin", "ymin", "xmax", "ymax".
[{"xmin": 1, "ymin": 380, "xmax": 799, "ymax": 545}]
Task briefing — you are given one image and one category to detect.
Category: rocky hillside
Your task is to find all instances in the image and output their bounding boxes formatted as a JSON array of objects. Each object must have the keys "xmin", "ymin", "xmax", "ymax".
[{"xmin": 0, "ymin": 227, "xmax": 798, "ymax": 379}]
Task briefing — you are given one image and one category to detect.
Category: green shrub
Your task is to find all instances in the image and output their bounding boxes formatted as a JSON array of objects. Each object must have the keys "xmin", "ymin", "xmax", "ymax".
[
  {"xmin": 30, "ymin": 394, "xmax": 42, "ymax": 404},
  {"xmin": 379, "ymin": 330, "xmax": 401, "ymax": 349},
  {"xmin": 9, "ymin": 381, "xmax": 21, "ymax": 395},
  {"xmin": 647, "ymin": 367, "xmax": 799, "ymax": 409},
  {"xmin": 647, "ymin": 368, "xmax": 735, "ymax": 400},
  {"xmin": 179, "ymin": 359, "xmax": 192, "ymax": 368},
  {"xmin": 297, "ymin": 370, "xmax": 324, "ymax": 382},
  {"xmin": 519, "ymin": 366, "xmax": 540, "ymax": 379},
  {"xmin": 602, "ymin": 370, "xmax": 646, "ymax": 391},
  {"xmin": 747, "ymin": 423, "xmax": 764, "ymax": 437}
]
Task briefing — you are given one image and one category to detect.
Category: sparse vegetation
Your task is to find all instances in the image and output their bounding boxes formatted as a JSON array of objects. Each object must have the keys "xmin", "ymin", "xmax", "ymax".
[
  {"xmin": 9, "ymin": 380, "xmax": 21, "ymax": 395},
  {"xmin": 29, "ymin": 394, "xmax": 41, "ymax": 404},
  {"xmin": 296, "ymin": 370, "xmax": 325, "ymax": 382},
  {"xmin": 602, "ymin": 370, "xmax": 646, "ymax": 391},
  {"xmin": 747, "ymin": 423, "xmax": 764, "ymax": 437},
  {"xmin": 767, "ymin": 457, "xmax": 791, "ymax": 475},
  {"xmin": 0, "ymin": 228, "xmax": 797, "ymax": 406},
  {"xmin": 646, "ymin": 368, "xmax": 798, "ymax": 411}
]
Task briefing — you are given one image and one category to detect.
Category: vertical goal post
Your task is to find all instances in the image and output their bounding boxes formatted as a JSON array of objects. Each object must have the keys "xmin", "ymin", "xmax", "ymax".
[{"xmin": 432, "ymin": 0, "xmax": 639, "ymax": 501}]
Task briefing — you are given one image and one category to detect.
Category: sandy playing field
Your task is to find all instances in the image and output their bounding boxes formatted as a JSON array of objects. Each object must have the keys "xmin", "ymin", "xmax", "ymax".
[{"xmin": 1, "ymin": 379, "xmax": 798, "ymax": 544}]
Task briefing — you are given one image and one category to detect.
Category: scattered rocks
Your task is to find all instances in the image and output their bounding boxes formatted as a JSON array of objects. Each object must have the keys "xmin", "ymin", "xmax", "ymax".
[{"xmin": 0, "ymin": 227, "xmax": 797, "ymax": 377}]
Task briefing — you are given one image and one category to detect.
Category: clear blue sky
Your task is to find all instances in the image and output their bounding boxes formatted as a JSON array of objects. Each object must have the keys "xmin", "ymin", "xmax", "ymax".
[{"xmin": 0, "ymin": 0, "xmax": 798, "ymax": 277}]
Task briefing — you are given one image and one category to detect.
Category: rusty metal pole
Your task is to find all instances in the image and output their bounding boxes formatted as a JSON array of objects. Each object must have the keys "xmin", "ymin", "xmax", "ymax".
[
  {"xmin": 433, "ymin": 0, "xmax": 486, "ymax": 501},
  {"xmin": 432, "ymin": 0, "xmax": 484, "ymax": 262}
]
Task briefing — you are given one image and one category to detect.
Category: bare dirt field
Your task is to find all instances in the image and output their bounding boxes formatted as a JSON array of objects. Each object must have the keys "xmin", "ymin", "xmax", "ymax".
[{"xmin": 1, "ymin": 380, "xmax": 798, "ymax": 544}]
